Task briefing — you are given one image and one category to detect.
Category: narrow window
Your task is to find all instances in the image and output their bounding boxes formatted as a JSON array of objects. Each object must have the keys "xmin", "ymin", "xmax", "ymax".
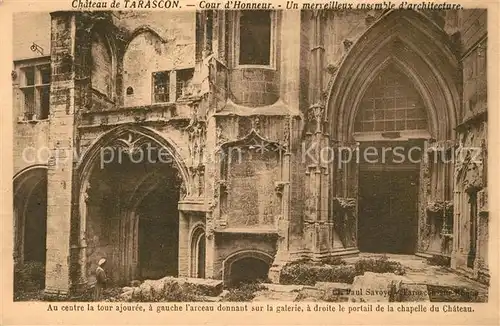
[
  {"xmin": 205, "ymin": 11, "xmax": 213, "ymax": 53},
  {"xmin": 152, "ymin": 71, "xmax": 170, "ymax": 103},
  {"xmin": 20, "ymin": 64, "xmax": 51, "ymax": 120},
  {"xmin": 176, "ymin": 68, "xmax": 194, "ymax": 100},
  {"xmin": 239, "ymin": 10, "xmax": 272, "ymax": 66},
  {"xmin": 38, "ymin": 65, "xmax": 51, "ymax": 120}
]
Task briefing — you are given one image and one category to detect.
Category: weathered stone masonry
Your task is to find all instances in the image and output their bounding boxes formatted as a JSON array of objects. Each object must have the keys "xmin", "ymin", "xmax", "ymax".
[{"xmin": 12, "ymin": 9, "xmax": 489, "ymax": 295}]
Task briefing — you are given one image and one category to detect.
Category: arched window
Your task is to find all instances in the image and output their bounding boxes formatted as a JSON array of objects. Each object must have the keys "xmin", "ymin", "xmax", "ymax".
[{"xmin": 354, "ymin": 65, "xmax": 428, "ymax": 133}]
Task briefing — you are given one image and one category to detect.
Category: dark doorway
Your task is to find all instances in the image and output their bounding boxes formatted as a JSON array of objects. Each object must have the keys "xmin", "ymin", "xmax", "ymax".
[
  {"xmin": 23, "ymin": 180, "xmax": 47, "ymax": 264},
  {"xmin": 137, "ymin": 183, "xmax": 179, "ymax": 280},
  {"xmin": 13, "ymin": 169, "xmax": 48, "ymax": 294},
  {"xmin": 467, "ymin": 191, "xmax": 478, "ymax": 268},
  {"xmin": 358, "ymin": 168, "xmax": 419, "ymax": 254},
  {"xmin": 197, "ymin": 236, "xmax": 206, "ymax": 278},
  {"xmin": 229, "ymin": 258, "xmax": 270, "ymax": 286}
]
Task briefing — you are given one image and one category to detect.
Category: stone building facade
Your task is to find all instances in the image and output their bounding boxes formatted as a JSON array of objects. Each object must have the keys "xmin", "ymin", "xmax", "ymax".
[{"xmin": 12, "ymin": 9, "xmax": 489, "ymax": 295}]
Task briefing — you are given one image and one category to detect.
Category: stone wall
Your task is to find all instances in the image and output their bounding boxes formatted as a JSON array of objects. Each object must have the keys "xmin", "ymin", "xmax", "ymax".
[
  {"xmin": 13, "ymin": 12, "xmax": 51, "ymax": 61},
  {"xmin": 91, "ymin": 32, "xmax": 113, "ymax": 98},
  {"xmin": 117, "ymin": 12, "xmax": 196, "ymax": 108},
  {"xmin": 44, "ymin": 11, "xmax": 80, "ymax": 295},
  {"xmin": 451, "ymin": 9, "xmax": 488, "ymax": 283}
]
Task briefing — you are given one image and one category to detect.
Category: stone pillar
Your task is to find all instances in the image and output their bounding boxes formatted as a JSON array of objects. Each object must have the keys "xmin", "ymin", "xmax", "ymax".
[
  {"xmin": 169, "ymin": 70, "xmax": 177, "ymax": 102},
  {"xmin": 178, "ymin": 210, "xmax": 190, "ymax": 277},
  {"xmin": 308, "ymin": 104, "xmax": 329, "ymax": 260},
  {"xmin": 268, "ymin": 117, "xmax": 293, "ymax": 282},
  {"xmin": 451, "ymin": 189, "xmax": 461, "ymax": 269},
  {"xmin": 204, "ymin": 213, "xmax": 216, "ymax": 278},
  {"xmin": 304, "ymin": 11, "xmax": 330, "ymax": 261},
  {"xmin": 44, "ymin": 12, "xmax": 77, "ymax": 296}
]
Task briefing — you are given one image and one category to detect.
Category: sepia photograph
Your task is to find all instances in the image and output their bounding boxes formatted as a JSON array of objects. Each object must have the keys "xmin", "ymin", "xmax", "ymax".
[{"xmin": 8, "ymin": 3, "xmax": 493, "ymax": 317}]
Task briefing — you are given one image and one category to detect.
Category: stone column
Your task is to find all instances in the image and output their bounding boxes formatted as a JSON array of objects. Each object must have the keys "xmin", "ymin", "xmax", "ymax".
[
  {"xmin": 44, "ymin": 12, "xmax": 77, "ymax": 297},
  {"xmin": 204, "ymin": 213, "xmax": 216, "ymax": 278},
  {"xmin": 268, "ymin": 117, "xmax": 293, "ymax": 282},
  {"xmin": 178, "ymin": 210, "xmax": 190, "ymax": 277}
]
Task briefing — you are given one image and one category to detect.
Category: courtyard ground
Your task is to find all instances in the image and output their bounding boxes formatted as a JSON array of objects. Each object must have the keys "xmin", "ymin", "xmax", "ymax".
[
  {"xmin": 250, "ymin": 254, "xmax": 488, "ymax": 302},
  {"xmin": 14, "ymin": 254, "xmax": 488, "ymax": 303}
]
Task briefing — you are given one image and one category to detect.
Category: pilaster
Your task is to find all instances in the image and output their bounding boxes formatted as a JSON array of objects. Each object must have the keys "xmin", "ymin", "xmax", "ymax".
[{"xmin": 44, "ymin": 11, "xmax": 77, "ymax": 297}]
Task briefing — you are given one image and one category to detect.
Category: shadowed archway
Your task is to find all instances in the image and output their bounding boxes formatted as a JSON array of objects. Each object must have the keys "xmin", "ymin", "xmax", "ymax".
[
  {"xmin": 74, "ymin": 126, "xmax": 190, "ymax": 286},
  {"xmin": 13, "ymin": 166, "xmax": 48, "ymax": 291}
]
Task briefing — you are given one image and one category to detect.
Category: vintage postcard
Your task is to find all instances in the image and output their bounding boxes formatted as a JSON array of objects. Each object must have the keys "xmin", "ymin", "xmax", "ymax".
[{"xmin": 1, "ymin": 0, "xmax": 499, "ymax": 325}]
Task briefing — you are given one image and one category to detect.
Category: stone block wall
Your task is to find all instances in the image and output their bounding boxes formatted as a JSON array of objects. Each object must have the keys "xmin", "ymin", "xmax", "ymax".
[
  {"xmin": 451, "ymin": 8, "xmax": 488, "ymax": 283},
  {"xmin": 44, "ymin": 11, "xmax": 78, "ymax": 296},
  {"xmin": 229, "ymin": 69, "xmax": 280, "ymax": 107}
]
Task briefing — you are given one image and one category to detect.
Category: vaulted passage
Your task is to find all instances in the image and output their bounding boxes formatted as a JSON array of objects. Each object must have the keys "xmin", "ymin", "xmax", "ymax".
[
  {"xmin": 137, "ymin": 184, "xmax": 179, "ymax": 279},
  {"xmin": 85, "ymin": 142, "xmax": 183, "ymax": 284},
  {"xmin": 13, "ymin": 168, "xmax": 48, "ymax": 290},
  {"xmin": 23, "ymin": 181, "xmax": 47, "ymax": 263}
]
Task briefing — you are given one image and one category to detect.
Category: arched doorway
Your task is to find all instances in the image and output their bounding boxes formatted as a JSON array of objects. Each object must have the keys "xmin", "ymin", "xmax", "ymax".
[
  {"xmin": 190, "ymin": 227, "xmax": 206, "ymax": 278},
  {"xmin": 222, "ymin": 250, "xmax": 273, "ymax": 286},
  {"xmin": 325, "ymin": 10, "xmax": 459, "ymax": 257},
  {"xmin": 80, "ymin": 128, "xmax": 187, "ymax": 284},
  {"xmin": 13, "ymin": 167, "xmax": 48, "ymax": 290},
  {"xmin": 229, "ymin": 257, "xmax": 269, "ymax": 286},
  {"xmin": 355, "ymin": 65, "xmax": 426, "ymax": 254}
]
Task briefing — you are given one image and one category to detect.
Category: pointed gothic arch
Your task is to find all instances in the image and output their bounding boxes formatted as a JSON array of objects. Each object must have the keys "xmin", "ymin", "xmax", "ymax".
[
  {"xmin": 326, "ymin": 9, "xmax": 460, "ymax": 141},
  {"xmin": 322, "ymin": 10, "xmax": 461, "ymax": 257},
  {"xmin": 123, "ymin": 26, "xmax": 168, "ymax": 53},
  {"xmin": 77, "ymin": 125, "xmax": 190, "ymax": 189},
  {"xmin": 73, "ymin": 125, "xmax": 191, "ymax": 285}
]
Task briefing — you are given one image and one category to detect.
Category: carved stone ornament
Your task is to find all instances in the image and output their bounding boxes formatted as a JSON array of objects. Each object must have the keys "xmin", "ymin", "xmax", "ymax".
[
  {"xmin": 308, "ymin": 104, "xmax": 325, "ymax": 124},
  {"xmin": 333, "ymin": 197, "xmax": 357, "ymax": 211},
  {"xmin": 426, "ymin": 140, "xmax": 457, "ymax": 154},
  {"xmin": 274, "ymin": 181, "xmax": 287, "ymax": 196},
  {"xmin": 251, "ymin": 116, "xmax": 261, "ymax": 134},
  {"xmin": 216, "ymin": 126, "xmax": 228, "ymax": 148},
  {"xmin": 114, "ymin": 132, "xmax": 147, "ymax": 155},
  {"xmin": 179, "ymin": 182, "xmax": 187, "ymax": 200},
  {"xmin": 205, "ymin": 219, "xmax": 215, "ymax": 239},
  {"xmin": 220, "ymin": 129, "xmax": 286, "ymax": 155},
  {"xmin": 426, "ymin": 200, "xmax": 453, "ymax": 215},
  {"xmin": 83, "ymin": 184, "xmax": 92, "ymax": 203},
  {"xmin": 283, "ymin": 115, "xmax": 292, "ymax": 148},
  {"xmin": 326, "ymin": 64, "xmax": 338, "ymax": 75},
  {"xmin": 343, "ymin": 39, "xmax": 353, "ymax": 52},
  {"xmin": 218, "ymin": 179, "xmax": 228, "ymax": 193}
]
